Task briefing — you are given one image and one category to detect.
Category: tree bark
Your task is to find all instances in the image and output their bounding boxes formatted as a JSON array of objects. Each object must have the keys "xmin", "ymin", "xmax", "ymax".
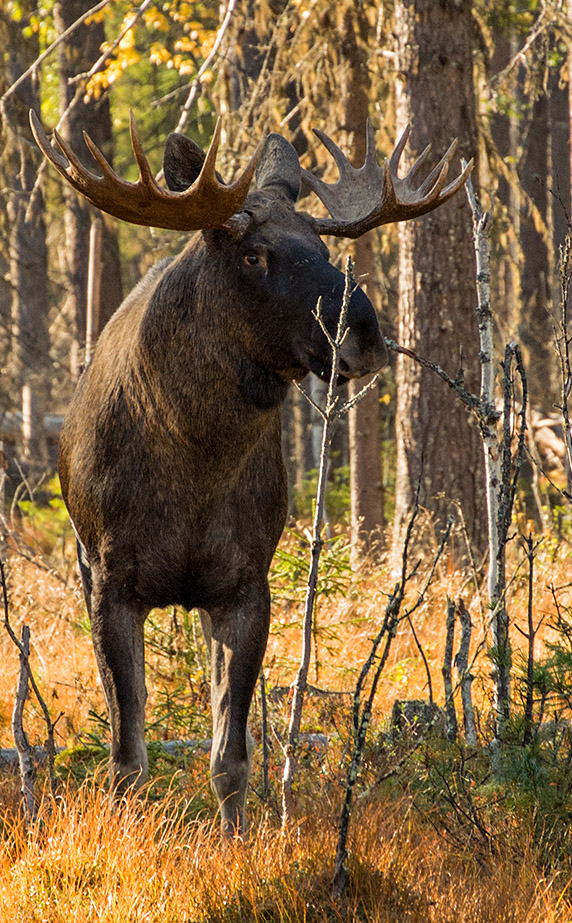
[
  {"xmin": 518, "ymin": 88, "xmax": 555, "ymax": 407},
  {"xmin": 55, "ymin": 0, "xmax": 123, "ymax": 379},
  {"xmin": 338, "ymin": 6, "xmax": 384, "ymax": 557},
  {"xmin": 392, "ymin": 0, "xmax": 486, "ymax": 563},
  {"xmin": 1, "ymin": 5, "xmax": 51, "ymax": 470},
  {"xmin": 550, "ymin": 62, "xmax": 570, "ymax": 276}
]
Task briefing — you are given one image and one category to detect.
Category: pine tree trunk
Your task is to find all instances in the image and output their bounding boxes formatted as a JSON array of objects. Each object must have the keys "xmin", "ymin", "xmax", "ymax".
[
  {"xmin": 55, "ymin": 0, "xmax": 123, "ymax": 379},
  {"xmin": 339, "ymin": 6, "xmax": 384, "ymax": 557},
  {"xmin": 518, "ymin": 88, "xmax": 555, "ymax": 407},
  {"xmin": 1, "ymin": 5, "xmax": 50, "ymax": 471},
  {"xmin": 392, "ymin": 0, "xmax": 486, "ymax": 562},
  {"xmin": 550, "ymin": 66, "xmax": 570, "ymax": 277}
]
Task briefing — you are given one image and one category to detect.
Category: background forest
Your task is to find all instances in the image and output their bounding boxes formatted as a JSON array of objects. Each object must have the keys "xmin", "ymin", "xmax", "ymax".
[{"xmin": 1, "ymin": 0, "xmax": 572, "ymax": 921}]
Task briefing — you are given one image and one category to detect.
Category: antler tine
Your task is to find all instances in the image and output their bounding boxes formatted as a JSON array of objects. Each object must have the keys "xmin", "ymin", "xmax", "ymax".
[
  {"xmin": 301, "ymin": 120, "xmax": 384, "ymax": 222},
  {"xmin": 439, "ymin": 157, "xmax": 474, "ymax": 201},
  {"xmin": 30, "ymin": 110, "xmax": 263, "ymax": 231},
  {"xmin": 388, "ymin": 123, "xmax": 411, "ymax": 175},
  {"xmin": 30, "ymin": 111, "xmax": 78, "ymax": 175},
  {"xmin": 416, "ymin": 138, "xmax": 457, "ymax": 198},
  {"xmin": 312, "ymin": 128, "xmax": 354, "ymax": 181},
  {"xmin": 196, "ymin": 117, "xmax": 226, "ymax": 193},
  {"xmin": 83, "ymin": 131, "xmax": 124, "ymax": 183},
  {"xmin": 403, "ymin": 142, "xmax": 432, "ymax": 186},
  {"xmin": 52, "ymin": 126, "xmax": 98, "ymax": 184},
  {"xmin": 305, "ymin": 119, "xmax": 474, "ymax": 239},
  {"xmin": 128, "ymin": 110, "xmax": 160, "ymax": 189}
]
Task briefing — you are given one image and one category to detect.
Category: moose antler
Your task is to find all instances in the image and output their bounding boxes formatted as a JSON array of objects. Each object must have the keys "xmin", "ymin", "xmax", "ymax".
[
  {"xmin": 302, "ymin": 120, "xmax": 473, "ymax": 238},
  {"xmin": 30, "ymin": 111, "xmax": 263, "ymax": 231}
]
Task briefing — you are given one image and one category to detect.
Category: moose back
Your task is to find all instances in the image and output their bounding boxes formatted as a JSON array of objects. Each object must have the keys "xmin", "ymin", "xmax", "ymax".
[{"xmin": 32, "ymin": 110, "xmax": 471, "ymax": 834}]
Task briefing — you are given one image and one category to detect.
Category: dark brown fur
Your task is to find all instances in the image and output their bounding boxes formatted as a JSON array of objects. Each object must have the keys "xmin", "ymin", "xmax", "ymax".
[{"xmin": 59, "ymin": 142, "xmax": 386, "ymax": 833}]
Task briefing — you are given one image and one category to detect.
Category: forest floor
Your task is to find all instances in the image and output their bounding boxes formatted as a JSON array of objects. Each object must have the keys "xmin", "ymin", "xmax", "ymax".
[{"xmin": 1, "ymin": 501, "xmax": 572, "ymax": 921}]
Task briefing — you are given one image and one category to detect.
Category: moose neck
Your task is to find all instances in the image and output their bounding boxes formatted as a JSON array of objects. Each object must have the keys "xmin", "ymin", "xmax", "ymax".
[{"xmin": 132, "ymin": 238, "xmax": 288, "ymax": 456}]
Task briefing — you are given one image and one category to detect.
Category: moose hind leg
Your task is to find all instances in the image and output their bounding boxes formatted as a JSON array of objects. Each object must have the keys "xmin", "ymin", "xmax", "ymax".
[
  {"xmin": 207, "ymin": 585, "xmax": 270, "ymax": 835},
  {"xmin": 90, "ymin": 582, "xmax": 148, "ymax": 794}
]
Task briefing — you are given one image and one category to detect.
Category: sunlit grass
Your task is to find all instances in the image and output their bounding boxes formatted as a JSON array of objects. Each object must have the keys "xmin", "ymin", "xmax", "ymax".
[
  {"xmin": 0, "ymin": 782, "xmax": 571, "ymax": 922},
  {"xmin": 2, "ymin": 518, "xmax": 572, "ymax": 919}
]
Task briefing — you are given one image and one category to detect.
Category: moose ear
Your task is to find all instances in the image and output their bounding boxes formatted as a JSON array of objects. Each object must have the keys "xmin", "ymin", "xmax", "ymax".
[
  {"xmin": 255, "ymin": 133, "xmax": 300, "ymax": 203},
  {"xmin": 163, "ymin": 132, "xmax": 209, "ymax": 192}
]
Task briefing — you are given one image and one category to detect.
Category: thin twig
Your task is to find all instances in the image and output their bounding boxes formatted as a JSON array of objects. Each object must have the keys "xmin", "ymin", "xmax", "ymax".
[
  {"xmin": 172, "ymin": 0, "xmax": 238, "ymax": 137},
  {"xmin": 332, "ymin": 499, "xmax": 452, "ymax": 898},
  {"xmin": 282, "ymin": 258, "xmax": 354, "ymax": 826},
  {"xmin": 0, "ymin": 0, "xmax": 113, "ymax": 108},
  {"xmin": 24, "ymin": 0, "xmax": 154, "ymax": 222}
]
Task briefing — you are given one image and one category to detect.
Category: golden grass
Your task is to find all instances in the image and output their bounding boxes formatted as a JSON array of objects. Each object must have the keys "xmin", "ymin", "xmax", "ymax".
[
  {"xmin": 2, "ymin": 522, "xmax": 572, "ymax": 920},
  {"xmin": 0, "ymin": 783, "xmax": 571, "ymax": 922}
]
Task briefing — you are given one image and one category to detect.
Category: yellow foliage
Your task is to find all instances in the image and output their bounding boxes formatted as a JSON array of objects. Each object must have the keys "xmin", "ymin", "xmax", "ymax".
[
  {"xmin": 85, "ymin": 24, "xmax": 141, "ymax": 99},
  {"xmin": 178, "ymin": 59, "xmax": 196, "ymax": 77},
  {"xmin": 150, "ymin": 42, "xmax": 172, "ymax": 66},
  {"xmin": 118, "ymin": 27, "xmax": 136, "ymax": 52},
  {"xmin": 143, "ymin": 9, "xmax": 170, "ymax": 32},
  {"xmin": 174, "ymin": 37, "xmax": 198, "ymax": 54},
  {"xmin": 85, "ymin": 10, "xmax": 106, "ymax": 25},
  {"xmin": 170, "ymin": 3, "xmax": 196, "ymax": 24}
]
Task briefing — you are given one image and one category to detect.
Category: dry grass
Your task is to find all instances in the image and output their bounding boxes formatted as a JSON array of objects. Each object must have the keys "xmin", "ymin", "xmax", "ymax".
[
  {"xmin": 1, "ymin": 517, "xmax": 572, "ymax": 920},
  {"xmin": 0, "ymin": 784, "xmax": 571, "ymax": 922}
]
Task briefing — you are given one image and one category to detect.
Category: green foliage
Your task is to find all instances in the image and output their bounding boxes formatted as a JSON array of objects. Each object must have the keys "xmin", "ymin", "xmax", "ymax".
[
  {"xmin": 144, "ymin": 606, "xmax": 212, "ymax": 742},
  {"xmin": 476, "ymin": 0, "xmax": 541, "ymax": 37},
  {"xmin": 294, "ymin": 465, "xmax": 351, "ymax": 523},
  {"xmin": 269, "ymin": 529, "xmax": 352, "ymax": 609},
  {"xmin": 15, "ymin": 475, "xmax": 74, "ymax": 562},
  {"xmin": 54, "ymin": 709, "xmax": 110, "ymax": 783}
]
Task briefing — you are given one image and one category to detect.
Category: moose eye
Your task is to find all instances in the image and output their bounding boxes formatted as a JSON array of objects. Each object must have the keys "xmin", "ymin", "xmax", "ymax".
[{"xmin": 243, "ymin": 252, "xmax": 259, "ymax": 266}]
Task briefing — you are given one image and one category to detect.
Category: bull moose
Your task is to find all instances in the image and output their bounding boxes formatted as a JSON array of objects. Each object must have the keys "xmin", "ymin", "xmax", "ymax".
[{"xmin": 31, "ymin": 109, "xmax": 471, "ymax": 834}]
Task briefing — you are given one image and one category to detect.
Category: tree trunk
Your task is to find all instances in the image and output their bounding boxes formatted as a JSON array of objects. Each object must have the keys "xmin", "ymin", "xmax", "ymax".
[
  {"xmin": 392, "ymin": 0, "xmax": 486, "ymax": 563},
  {"xmin": 338, "ymin": 6, "xmax": 384, "ymax": 557},
  {"xmin": 54, "ymin": 0, "xmax": 123, "ymax": 379},
  {"xmin": 1, "ymin": 5, "xmax": 51, "ymax": 471},
  {"xmin": 550, "ymin": 63, "xmax": 570, "ymax": 275},
  {"xmin": 518, "ymin": 84, "xmax": 555, "ymax": 408}
]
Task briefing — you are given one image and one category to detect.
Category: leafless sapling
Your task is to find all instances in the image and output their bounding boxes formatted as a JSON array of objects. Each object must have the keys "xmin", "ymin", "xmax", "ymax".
[
  {"xmin": 331, "ymin": 499, "xmax": 452, "ymax": 898},
  {"xmin": 1, "ymin": 559, "xmax": 58, "ymax": 819},
  {"xmin": 282, "ymin": 258, "xmax": 383, "ymax": 825}
]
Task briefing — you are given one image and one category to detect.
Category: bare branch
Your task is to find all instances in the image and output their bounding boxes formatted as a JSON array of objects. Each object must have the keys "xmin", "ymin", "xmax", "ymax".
[
  {"xmin": 0, "ymin": 0, "xmax": 113, "ymax": 108},
  {"xmin": 12, "ymin": 623, "xmax": 37, "ymax": 822},
  {"xmin": 455, "ymin": 599, "xmax": 477, "ymax": 747},
  {"xmin": 1, "ymin": 559, "xmax": 57, "ymax": 789},
  {"xmin": 282, "ymin": 257, "xmax": 354, "ymax": 826},
  {"xmin": 554, "ymin": 229, "xmax": 572, "ymax": 487},
  {"xmin": 173, "ymin": 0, "xmax": 238, "ymax": 137},
  {"xmin": 442, "ymin": 598, "xmax": 458, "ymax": 742}
]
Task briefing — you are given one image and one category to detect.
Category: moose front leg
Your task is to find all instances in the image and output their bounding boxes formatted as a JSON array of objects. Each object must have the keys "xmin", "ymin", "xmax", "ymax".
[
  {"xmin": 204, "ymin": 583, "xmax": 270, "ymax": 835},
  {"xmin": 90, "ymin": 581, "xmax": 149, "ymax": 795}
]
